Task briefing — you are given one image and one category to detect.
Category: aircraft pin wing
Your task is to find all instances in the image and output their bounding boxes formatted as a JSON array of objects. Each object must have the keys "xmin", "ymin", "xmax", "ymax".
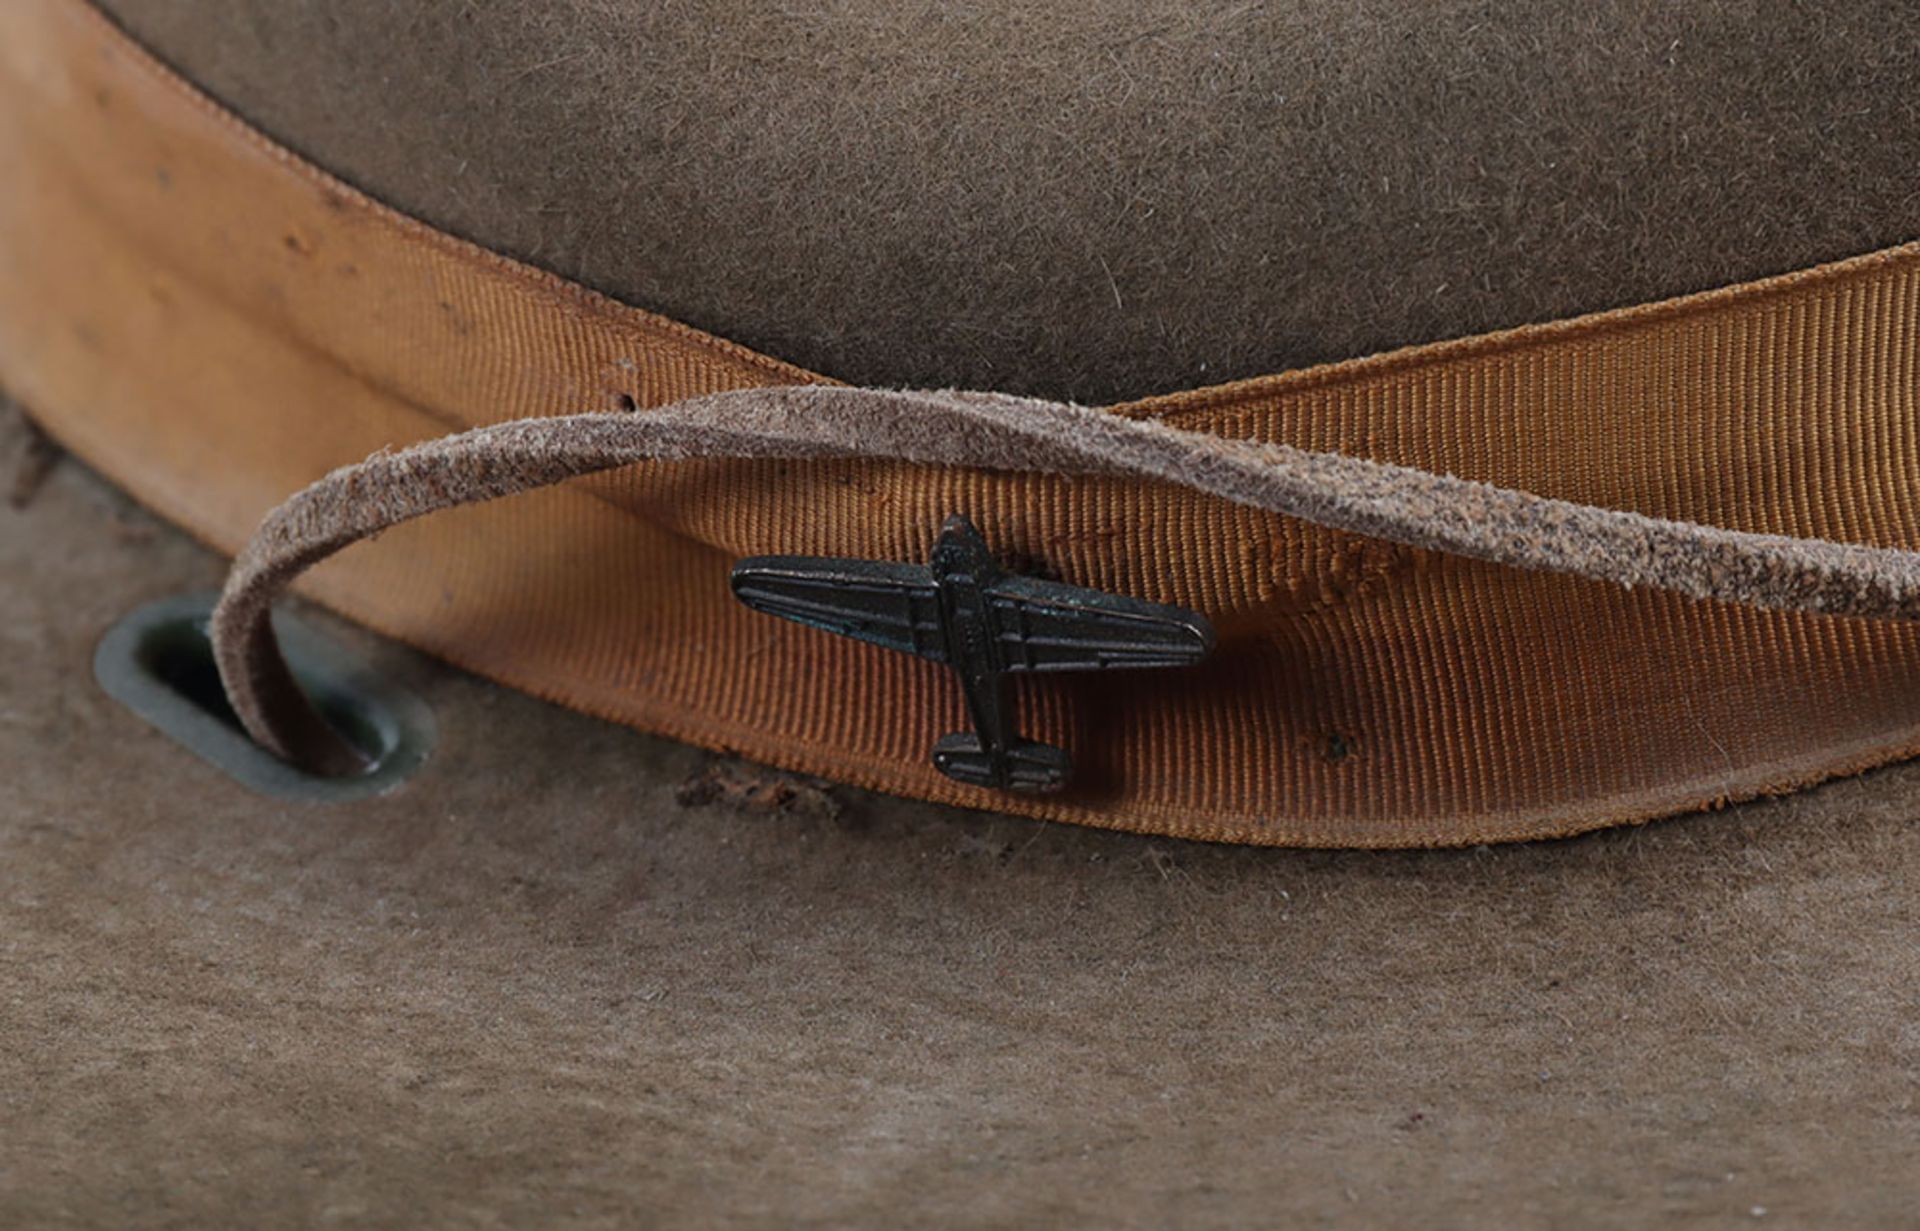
[
  {"xmin": 984, "ymin": 575, "xmax": 1215, "ymax": 673},
  {"xmin": 730, "ymin": 556, "xmax": 947, "ymax": 663}
]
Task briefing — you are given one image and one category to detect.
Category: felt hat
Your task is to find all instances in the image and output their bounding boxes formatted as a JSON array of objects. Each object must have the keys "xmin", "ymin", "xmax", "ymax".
[{"xmin": 3, "ymin": 2, "xmax": 1918, "ymax": 1221}]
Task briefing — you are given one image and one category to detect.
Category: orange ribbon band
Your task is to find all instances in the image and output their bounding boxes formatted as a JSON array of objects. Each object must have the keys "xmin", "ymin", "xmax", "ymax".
[{"xmin": 6, "ymin": 0, "xmax": 1920, "ymax": 845}]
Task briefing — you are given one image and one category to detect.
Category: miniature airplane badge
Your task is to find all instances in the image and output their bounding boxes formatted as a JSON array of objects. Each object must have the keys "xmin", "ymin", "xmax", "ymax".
[{"xmin": 729, "ymin": 514, "xmax": 1215, "ymax": 792}]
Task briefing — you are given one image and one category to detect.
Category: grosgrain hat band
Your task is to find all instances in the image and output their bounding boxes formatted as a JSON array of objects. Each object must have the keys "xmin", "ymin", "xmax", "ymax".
[
  {"xmin": 215, "ymin": 386, "xmax": 1920, "ymax": 777},
  {"xmin": 6, "ymin": 0, "xmax": 1920, "ymax": 846}
]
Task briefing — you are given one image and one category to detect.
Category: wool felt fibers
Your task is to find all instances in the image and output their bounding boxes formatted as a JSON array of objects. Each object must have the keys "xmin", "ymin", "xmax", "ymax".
[
  {"xmin": 95, "ymin": 0, "xmax": 1920, "ymax": 403},
  {"xmin": 6, "ymin": 400, "xmax": 1920, "ymax": 1223}
]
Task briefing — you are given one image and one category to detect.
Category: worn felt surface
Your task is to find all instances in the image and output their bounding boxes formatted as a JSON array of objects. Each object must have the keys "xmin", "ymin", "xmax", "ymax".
[
  {"xmin": 7, "ymin": 412, "xmax": 1920, "ymax": 1227},
  {"xmin": 92, "ymin": 0, "xmax": 1920, "ymax": 404}
]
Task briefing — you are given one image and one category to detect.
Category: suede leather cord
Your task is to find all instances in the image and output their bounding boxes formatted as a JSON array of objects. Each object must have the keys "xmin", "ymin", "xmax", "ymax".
[{"xmin": 213, "ymin": 385, "xmax": 1920, "ymax": 778}]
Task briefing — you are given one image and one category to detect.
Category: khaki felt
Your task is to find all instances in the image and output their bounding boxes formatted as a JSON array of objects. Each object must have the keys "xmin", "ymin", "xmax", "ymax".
[
  {"xmin": 92, "ymin": 0, "xmax": 1920, "ymax": 405},
  {"xmin": 6, "ymin": 1, "xmax": 1920, "ymax": 1223},
  {"xmin": 6, "ymin": 401, "xmax": 1920, "ymax": 1226}
]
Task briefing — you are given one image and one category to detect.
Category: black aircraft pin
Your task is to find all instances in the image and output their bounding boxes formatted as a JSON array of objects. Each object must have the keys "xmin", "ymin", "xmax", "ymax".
[{"xmin": 729, "ymin": 514, "xmax": 1215, "ymax": 792}]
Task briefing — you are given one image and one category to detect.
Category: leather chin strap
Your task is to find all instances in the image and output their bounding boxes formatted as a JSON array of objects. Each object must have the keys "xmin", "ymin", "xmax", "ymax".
[{"xmin": 215, "ymin": 385, "xmax": 1920, "ymax": 778}]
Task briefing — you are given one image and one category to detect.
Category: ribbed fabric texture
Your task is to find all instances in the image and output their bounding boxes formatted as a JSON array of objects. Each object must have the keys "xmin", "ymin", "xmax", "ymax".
[
  {"xmin": 4, "ymin": 0, "xmax": 1920, "ymax": 845},
  {"xmin": 211, "ymin": 386, "xmax": 1920, "ymax": 783}
]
